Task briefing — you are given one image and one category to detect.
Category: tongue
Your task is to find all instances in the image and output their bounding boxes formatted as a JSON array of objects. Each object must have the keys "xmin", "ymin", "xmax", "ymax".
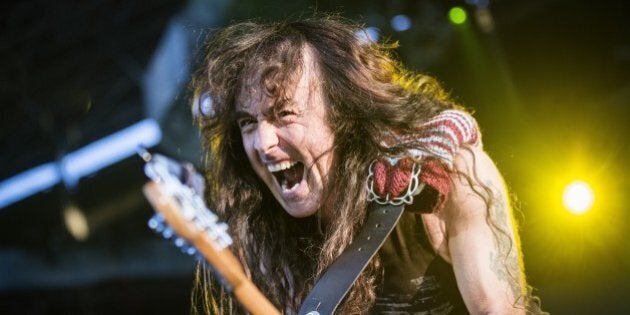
[{"xmin": 283, "ymin": 162, "xmax": 304, "ymax": 187}]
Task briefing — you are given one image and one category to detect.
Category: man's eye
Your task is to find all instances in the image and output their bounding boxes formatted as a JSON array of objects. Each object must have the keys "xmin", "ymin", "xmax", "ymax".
[
  {"xmin": 278, "ymin": 110, "xmax": 298, "ymax": 121},
  {"xmin": 237, "ymin": 118, "xmax": 256, "ymax": 129}
]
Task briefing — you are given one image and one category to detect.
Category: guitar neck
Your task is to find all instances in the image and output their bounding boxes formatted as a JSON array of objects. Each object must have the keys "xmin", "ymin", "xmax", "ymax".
[{"xmin": 143, "ymin": 181, "xmax": 280, "ymax": 315}]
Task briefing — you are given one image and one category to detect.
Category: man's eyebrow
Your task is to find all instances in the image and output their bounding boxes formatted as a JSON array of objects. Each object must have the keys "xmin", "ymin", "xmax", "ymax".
[
  {"xmin": 234, "ymin": 101, "xmax": 290, "ymax": 120},
  {"xmin": 270, "ymin": 99, "xmax": 296, "ymax": 114}
]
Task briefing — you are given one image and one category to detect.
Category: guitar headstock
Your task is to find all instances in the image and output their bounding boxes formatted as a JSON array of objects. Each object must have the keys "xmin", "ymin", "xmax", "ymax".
[
  {"xmin": 140, "ymin": 151, "xmax": 281, "ymax": 315},
  {"xmin": 142, "ymin": 153, "xmax": 232, "ymax": 252}
]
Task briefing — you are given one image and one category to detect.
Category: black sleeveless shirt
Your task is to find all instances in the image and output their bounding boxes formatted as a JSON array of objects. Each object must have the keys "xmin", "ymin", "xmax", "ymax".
[{"xmin": 370, "ymin": 210, "xmax": 469, "ymax": 314}]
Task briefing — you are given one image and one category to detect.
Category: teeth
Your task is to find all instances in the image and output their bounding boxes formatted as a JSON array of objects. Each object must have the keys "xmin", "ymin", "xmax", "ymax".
[{"xmin": 267, "ymin": 160, "xmax": 297, "ymax": 173}]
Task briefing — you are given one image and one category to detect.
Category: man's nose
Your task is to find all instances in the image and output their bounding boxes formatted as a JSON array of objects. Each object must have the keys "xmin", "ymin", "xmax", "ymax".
[{"xmin": 254, "ymin": 121, "xmax": 279, "ymax": 154}]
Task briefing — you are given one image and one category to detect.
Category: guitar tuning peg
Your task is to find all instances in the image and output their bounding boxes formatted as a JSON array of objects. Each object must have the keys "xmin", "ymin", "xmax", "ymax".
[
  {"xmin": 181, "ymin": 245, "xmax": 197, "ymax": 256},
  {"xmin": 174, "ymin": 237, "xmax": 186, "ymax": 248},
  {"xmin": 174, "ymin": 238, "xmax": 197, "ymax": 256},
  {"xmin": 162, "ymin": 227, "xmax": 174, "ymax": 239},
  {"xmin": 148, "ymin": 214, "xmax": 166, "ymax": 232},
  {"xmin": 186, "ymin": 247, "xmax": 197, "ymax": 256}
]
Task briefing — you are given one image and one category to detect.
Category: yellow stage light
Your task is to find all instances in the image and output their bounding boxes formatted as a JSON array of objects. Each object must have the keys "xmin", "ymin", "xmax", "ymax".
[{"xmin": 562, "ymin": 180, "xmax": 594, "ymax": 215}]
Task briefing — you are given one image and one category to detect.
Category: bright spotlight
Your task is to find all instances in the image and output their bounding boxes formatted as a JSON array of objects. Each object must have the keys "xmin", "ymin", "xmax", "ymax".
[
  {"xmin": 448, "ymin": 7, "xmax": 468, "ymax": 25},
  {"xmin": 355, "ymin": 26, "xmax": 380, "ymax": 43},
  {"xmin": 562, "ymin": 180, "xmax": 594, "ymax": 215}
]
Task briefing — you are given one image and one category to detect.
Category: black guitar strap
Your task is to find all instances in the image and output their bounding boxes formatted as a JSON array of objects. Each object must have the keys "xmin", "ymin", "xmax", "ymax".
[{"xmin": 297, "ymin": 203, "xmax": 405, "ymax": 315}]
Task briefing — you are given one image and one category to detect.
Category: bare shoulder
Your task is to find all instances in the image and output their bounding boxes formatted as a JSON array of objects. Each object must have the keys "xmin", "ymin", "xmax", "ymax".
[{"xmin": 443, "ymin": 142, "xmax": 518, "ymax": 244}]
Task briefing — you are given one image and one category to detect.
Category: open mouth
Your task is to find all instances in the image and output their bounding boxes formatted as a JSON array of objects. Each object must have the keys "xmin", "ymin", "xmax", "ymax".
[{"xmin": 268, "ymin": 161, "xmax": 305, "ymax": 191}]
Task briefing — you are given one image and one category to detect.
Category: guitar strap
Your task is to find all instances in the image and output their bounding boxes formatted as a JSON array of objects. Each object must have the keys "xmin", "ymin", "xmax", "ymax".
[{"xmin": 297, "ymin": 203, "xmax": 405, "ymax": 315}]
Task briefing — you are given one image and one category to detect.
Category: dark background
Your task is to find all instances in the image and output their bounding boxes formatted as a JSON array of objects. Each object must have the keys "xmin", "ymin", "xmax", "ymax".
[{"xmin": 1, "ymin": 0, "xmax": 628, "ymax": 314}]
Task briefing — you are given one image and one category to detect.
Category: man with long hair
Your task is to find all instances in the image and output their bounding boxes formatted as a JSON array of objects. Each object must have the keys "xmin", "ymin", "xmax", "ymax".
[{"xmin": 189, "ymin": 15, "xmax": 542, "ymax": 314}]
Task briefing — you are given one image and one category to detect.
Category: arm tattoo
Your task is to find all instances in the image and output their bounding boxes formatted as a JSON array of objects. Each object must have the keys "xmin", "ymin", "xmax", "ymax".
[{"xmin": 486, "ymin": 181, "xmax": 523, "ymax": 301}]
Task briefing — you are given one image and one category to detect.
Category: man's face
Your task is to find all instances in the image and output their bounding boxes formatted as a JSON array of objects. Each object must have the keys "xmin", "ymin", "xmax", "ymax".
[{"xmin": 235, "ymin": 48, "xmax": 335, "ymax": 218}]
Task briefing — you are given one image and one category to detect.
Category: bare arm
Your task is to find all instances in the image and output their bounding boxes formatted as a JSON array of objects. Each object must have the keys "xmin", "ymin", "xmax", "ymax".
[{"xmin": 441, "ymin": 144, "xmax": 526, "ymax": 314}]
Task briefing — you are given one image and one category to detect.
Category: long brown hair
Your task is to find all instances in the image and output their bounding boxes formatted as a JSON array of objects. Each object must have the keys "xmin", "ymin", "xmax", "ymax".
[{"xmin": 190, "ymin": 15, "xmax": 479, "ymax": 314}]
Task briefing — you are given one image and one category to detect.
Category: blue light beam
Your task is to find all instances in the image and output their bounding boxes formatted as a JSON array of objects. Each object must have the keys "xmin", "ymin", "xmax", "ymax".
[{"xmin": 0, "ymin": 119, "xmax": 162, "ymax": 209}]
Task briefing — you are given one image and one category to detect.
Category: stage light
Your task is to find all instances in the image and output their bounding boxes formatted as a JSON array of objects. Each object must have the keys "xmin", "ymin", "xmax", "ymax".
[
  {"xmin": 63, "ymin": 203, "xmax": 89, "ymax": 241},
  {"xmin": 355, "ymin": 26, "xmax": 380, "ymax": 43},
  {"xmin": 63, "ymin": 189, "xmax": 143, "ymax": 241},
  {"xmin": 391, "ymin": 14, "xmax": 411, "ymax": 32},
  {"xmin": 0, "ymin": 119, "xmax": 162, "ymax": 209},
  {"xmin": 61, "ymin": 118, "xmax": 162, "ymax": 187},
  {"xmin": 0, "ymin": 163, "xmax": 60, "ymax": 209},
  {"xmin": 562, "ymin": 180, "xmax": 594, "ymax": 215},
  {"xmin": 474, "ymin": 7, "xmax": 495, "ymax": 32},
  {"xmin": 448, "ymin": 7, "xmax": 468, "ymax": 25}
]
